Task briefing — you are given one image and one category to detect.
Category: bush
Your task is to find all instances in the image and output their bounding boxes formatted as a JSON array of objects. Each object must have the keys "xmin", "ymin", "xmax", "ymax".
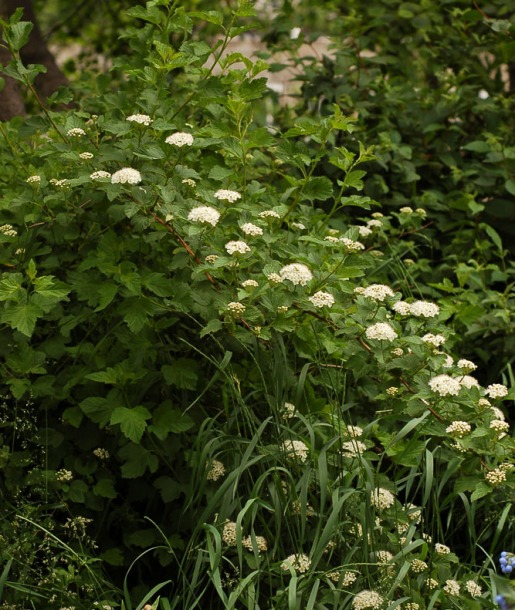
[{"xmin": 0, "ymin": 2, "xmax": 513, "ymax": 609}]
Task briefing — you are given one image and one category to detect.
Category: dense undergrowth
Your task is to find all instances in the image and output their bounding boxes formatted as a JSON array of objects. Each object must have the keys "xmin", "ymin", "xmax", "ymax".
[{"xmin": 0, "ymin": 1, "xmax": 514, "ymax": 609}]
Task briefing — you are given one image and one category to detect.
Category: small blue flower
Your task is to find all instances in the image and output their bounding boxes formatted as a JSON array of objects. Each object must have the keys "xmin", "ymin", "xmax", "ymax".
[
  {"xmin": 500, "ymin": 552, "xmax": 515, "ymax": 575},
  {"xmin": 496, "ymin": 594, "xmax": 509, "ymax": 610}
]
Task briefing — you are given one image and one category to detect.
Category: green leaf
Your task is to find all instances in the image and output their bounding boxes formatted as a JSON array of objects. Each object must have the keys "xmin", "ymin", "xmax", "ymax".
[
  {"xmin": 462, "ymin": 141, "xmax": 489, "ymax": 153},
  {"xmin": 118, "ymin": 443, "xmax": 159, "ymax": 478},
  {"xmin": 200, "ymin": 319, "xmax": 222, "ymax": 337},
  {"xmin": 162, "ymin": 359, "xmax": 198, "ymax": 390},
  {"xmin": 110, "ymin": 406, "xmax": 151, "ymax": 443},
  {"xmin": 93, "ymin": 478, "xmax": 117, "ymax": 499},
  {"xmin": 302, "ymin": 176, "xmax": 333, "ymax": 202},
  {"xmin": 150, "ymin": 401, "xmax": 195, "ymax": 440},
  {"xmin": 66, "ymin": 479, "xmax": 88, "ymax": 503},
  {"xmin": 143, "ymin": 273, "xmax": 172, "ymax": 297},
  {"xmin": 471, "ymin": 482, "xmax": 492, "ymax": 502},
  {"xmin": 126, "ymin": 5, "xmax": 163, "ymax": 25},
  {"xmin": 1, "ymin": 302, "xmax": 42, "ymax": 336},
  {"xmin": 95, "ymin": 284, "xmax": 118, "ymax": 311},
  {"xmin": 80, "ymin": 396, "xmax": 112, "ymax": 426},
  {"xmin": 0, "ymin": 274, "xmax": 25, "ymax": 301},
  {"xmin": 86, "ymin": 368, "xmax": 119, "ymax": 384},
  {"xmin": 188, "ymin": 10, "xmax": 224, "ymax": 26},
  {"xmin": 118, "ymin": 297, "xmax": 155, "ymax": 333},
  {"xmin": 9, "ymin": 21, "xmax": 33, "ymax": 52}
]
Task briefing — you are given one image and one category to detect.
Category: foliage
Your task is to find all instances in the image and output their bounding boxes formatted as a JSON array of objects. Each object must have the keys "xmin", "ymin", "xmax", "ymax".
[{"xmin": 0, "ymin": 1, "xmax": 514, "ymax": 609}]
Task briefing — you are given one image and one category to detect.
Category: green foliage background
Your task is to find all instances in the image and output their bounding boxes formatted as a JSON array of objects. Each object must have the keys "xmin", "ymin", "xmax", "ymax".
[{"xmin": 0, "ymin": 1, "xmax": 514, "ymax": 609}]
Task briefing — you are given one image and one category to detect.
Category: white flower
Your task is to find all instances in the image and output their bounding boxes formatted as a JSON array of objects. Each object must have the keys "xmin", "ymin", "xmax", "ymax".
[
  {"xmin": 392, "ymin": 301, "xmax": 411, "ymax": 315},
  {"xmin": 241, "ymin": 222, "xmax": 263, "ymax": 236},
  {"xmin": 308, "ymin": 291, "xmax": 335, "ymax": 308},
  {"xmin": 207, "ymin": 459, "xmax": 226, "ymax": 481},
  {"xmin": 345, "ymin": 425, "xmax": 363, "ymax": 438},
  {"xmin": 205, "ymin": 254, "xmax": 219, "ymax": 263},
  {"xmin": 457, "ymin": 358, "xmax": 477, "ymax": 371},
  {"xmin": 93, "ymin": 448, "xmax": 110, "ymax": 460},
  {"xmin": 282, "ymin": 439, "xmax": 309, "ymax": 463},
  {"xmin": 79, "ymin": 152, "xmax": 94, "ymax": 159},
  {"xmin": 341, "ymin": 440, "xmax": 367, "ymax": 457},
  {"xmin": 292, "ymin": 222, "xmax": 306, "ymax": 230},
  {"xmin": 367, "ymin": 219, "xmax": 382, "ymax": 228},
  {"xmin": 399, "ymin": 206, "xmax": 413, "ymax": 214},
  {"xmin": 409, "ymin": 301, "xmax": 440, "ymax": 318},
  {"xmin": 376, "ymin": 550, "xmax": 393, "ymax": 563},
  {"xmin": 225, "ymin": 240, "xmax": 250, "ymax": 255},
  {"xmin": 486, "ymin": 383, "xmax": 508, "ymax": 399},
  {"xmin": 485, "ymin": 467, "xmax": 506, "ymax": 486},
  {"xmin": 26, "ymin": 175, "xmax": 41, "ymax": 183},
  {"xmin": 490, "ymin": 419, "xmax": 509, "ymax": 435},
  {"xmin": 0, "ymin": 224, "xmax": 17, "ymax": 236},
  {"xmin": 446, "ymin": 421, "xmax": 471, "ymax": 437},
  {"xmin": 127, "ymin": 114, "xmax": 153, "ymax": 126},
  {"xmin": 411, "ymin": 559, "xmax": 427, "ymax": 572},
  {"xmin": 490, "ymin": 406, "xmax": 505, "ymax": 420},
  {"xmin": 67, "ymin": 127, "xmax": 86, "ymax": 137},
  {"xmin": 340, "ymin": 237, "xmax": 365, "ymax": 252},
  {"xmin": 214, "ymin": 189, "xmax": 241, "ymax": 203},
  {"xmin": 258, "ymin": 210, "xmax": 280, "ymax": 219},
  {"xmin": 443, "ymin": 579, "xmax": 460, "ymax": 596},
  {"xmin": 227, "ymin": 301, "xmax": 246, "ymax": 315},
  {"xmin": 283, "ymin": 402, "xmax": 296, "ymax": 419},
  {"xmin": 426, "ymin": 578, "xmax": 438, "ymax": 589},
  {"xmin": 242, "ymin": 535, "xmax": 268, "ymax": 552},
  {"xmin": 429, "ymin": 374, "xmax": 461, "ymax": 396},
  {"xmin": 465, "ymin": 580, "xmax": 482, "ymax": 597},
  {"xmin": 241, "ymin": 279, "xmax": 258, "ymax": 289},
  {"xmin": 56, "ymin": 469, "xmax": 73, "ymax": 482},
  {"xmin": 325, "ymin": 235, "xmax": 340, "ymax": 243},
  {"xmin": 435, "ymin": 543, "xmax": 451, "ymax": 555},
  {"xmin": 279, "ymin": 263, "xmax": 313, "ymax": 286},
  {"xmin": 357, "ymin": 226, "xmax": 373, "ymax": 237},
  {"xmin": 222, "ymin": 521, "xmax": 238, "ymax": 546},
  {"xmin": 422, "ymin": 333, "xmax": 446, "ymax": 347},
  {"xmin": 371, "ymin": 488, "xmax": 395, "ymax": 511},
  {"xmin": 365, "ymin": 322, "xmax": 398, "ymax": 342},
  {"xmin": 267, "ymin": 273, "xmax": 283, "ymax": 284},
  {"xmin": 165, "ymin": 132, "xmax": 194, "ymax": 147},
  {"xmin": 90, "ymin": 170, "xmax": 111, "ymax": 180},
  {"xmin": 188, "ymin": 206, "xmax": 220, "ymax": 226},
  {"xmin": 416, "ymin": 208, "xmax": 427, "ymax": 216},
  {"xmin": 460, "ymin": 375, "xmax": 480, "ymax": 389},
  {"xmin": 182, "ymin": 178, "xmax": 196, "ymax": 187},
  {"xmin": 371, "ymin": 212, "xmax": 383, "ymax": 218},
  {"xmin": 280, "ymin": 553, "xmax": 311, "ymax": 573},
  {"xmin": 361, "ymin": 284, "xmax": 395, "ymax": 301},
  {"xmin": 352, "ymin": 590, "xmax": 383, "ymax": 610},
  {"xmin": 111, "ymin": 168, "xmax": 142, "ymax": 184}
]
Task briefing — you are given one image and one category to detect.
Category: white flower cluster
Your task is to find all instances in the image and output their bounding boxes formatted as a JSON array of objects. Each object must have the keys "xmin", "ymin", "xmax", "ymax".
[
  {"xmin": 282, "ymin": 439, "xmax": 309, "ymax": 463},
  {"xmin": 392, "ymin": 301, "xmax": 411, "ymax": 315},
  {"xmin": 365, "ymin": 322, "xmax": 398, "ymax": 342},
  {"xmin": 443, "ymin": 579, "xmax": 460, "ymax": 596},
  {"xmin": 371, "ymin": 487, "xmax": 395, "ymax": 511},
  {"xmin": 445, "ymin": 421, "xmax": 471, "ymax": 437},
  {"xmin": 242, "ymin": 535, "xmax": 268, "ymax": 552},
  {"xmin": 222, "ymin": 521, "xmax": 238, "ymax": 546},
  {"xmin": 56, "ymin": 469, "xmax": 73, "ymax": 482},
  {"xmin": 308, "ymin": 291, "xmax": 335, "ymax": 308},
  {"xmin": 367, "ymin": 219, "xmax": 382, "ymax": 228},
  {"xmin": 111, "ymin": 167, "xmax": 142, "ymax": 184},
  {"xmin": 241, "ymin": 279, "xmax": 258, "ymax": 289},
  {"xmin": 341, "ymin": 440, "xmax": 367, "ymax": 457},
  {"xmin": 435, "ymin": 543, "xmax": 451, "ymax": 555},
  {"xmin": 67, "ymin": 127, "xmax": 86, "ymax": 137},
  {"xmin": 486, "ymin": 383, "xmax": 508, "ymax": 399},
  {"xmin": 459, "ymin": 375, "xmax": 479, "ymax": 389},
  {"xmin": 352, "ymin": 590, "xmax": 384, "ymax": 610},
  {"xmin": 345, "ymin": 425, "xmax": 363, "ymax": 438},
  {"xmin": 411, "ymin": 559, "xmax": 427, "ymax": 573},
  {"xmin": 292, "ymin": 222, "xmax": 306, "ymax": 230},
  {"xmin": 188, "ymin": 206, "xmax": 220, "ymax": 226},
  {"xmin": 227, "ymin": 302, "xmax": 246, "ymax": 315},
  {"xmin": 490, "ymin": 419, "xmax": 509, "ymax": 436},
  {"xmin": 360, "ymin": 284, "xmax": 395, "ymax": 301},
  {"xmin": 79, "ymin": 152, "xmax": 94, "ymax": 159},
  {"xmin": 422, "ymin": 333, "xmax": 446, "ymax": 347},
  {"xmin": 267, "ymin": 273, "xmax": 283, "ymax": 284},
  {"xmin": 426, "ymin": 578, "xmax": 438, "ymax": 589},
  {"xmin": 485, "ymin": 467, "xmax": 506, "ymax": 486},
  {"xmin": 409, "ymin": 301, "xmax": 440, "ymax": 318},
  {"xmin": 357, "ymin": 226, "xmax": 373, "ymax": 237},
  {"xmin": 0, "ymin": 224, "xmax": 17, "ymax": 237},
  {"xmin": 182, "ymin": 178, "xmax": 196, "ymax": 187},
  {"xmin": 127, "ymin": 113, "xmax": 153, "ymax": 125},
  {"xmin": 214, "ymin": 189, "xmax": 241, "ymax": 203},
  {"xmin": 93, "ymin": 447, "xmax": 110, "ymax": 460},
  {"xmin": 206, "ymin": 459, "xmax": 226, "ymax": 481},
  {"xmin": 279, "ymin": 263, "xmax": 313, "ymax": 286},
  {"xmin": 26, "ymin": 175, "xmax": 41, "ymax": 183},
  {"xmin": 400, "ymin": 206, "xmax": 413, "ymax": 214},
  {"xmin": 258, "ymin": 210, "xmax": 280, "ymax": 219},
  {"xmin": 429, "ymin": 374, "xmax": 461, "ymax": 396},
  {"xmin": 280, "ymin": 553, "xmax": 311, "ymax": 573},
  {"xmin": 90, "ymin": 170, "xmax": 111, "ymax": 180},
  {"xmin": 465, "ymin": 580, "xmax": 482, "ymax": 597},
  {"xmin": 283, "ymin": 402, "xmax": 296, "ymax": 419},
  {"xmin": 165, "ymin": 132, "xmax": 194, "ymax": 147},
  {"xmin": 340, "ymin": 237, "xmax": 365, "ymax": 252},
  {"xmin": 376, "ymin": 550, "xmax": 393, "ymax": 563},
  {"xmin": 225, "ymin": 240, "xmax": 250, "ymax": 255},
  {"xmin": 241, "ymin": 222, "xmax": 263, "ymax": 236},
  {"xmin": 457, "ymin": 358, "xmax": 477, "ymax": 371}
]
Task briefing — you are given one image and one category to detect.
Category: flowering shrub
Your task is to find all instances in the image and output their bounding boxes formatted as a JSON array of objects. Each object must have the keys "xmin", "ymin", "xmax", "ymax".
[{"xmin": 0, "ymin": 2, "xmax": 513, "ymax": 609}]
